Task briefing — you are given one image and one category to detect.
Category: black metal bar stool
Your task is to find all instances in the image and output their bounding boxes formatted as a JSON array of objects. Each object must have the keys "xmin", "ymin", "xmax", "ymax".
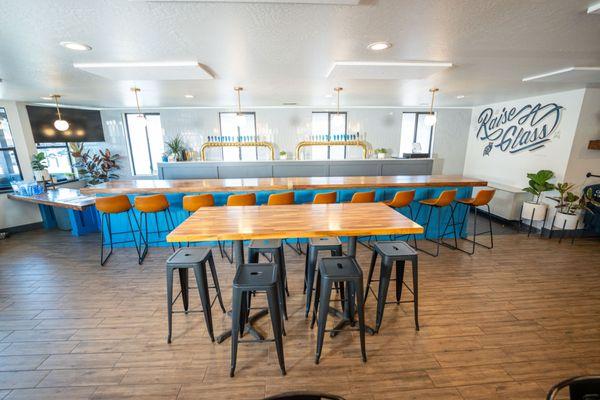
[
  {"xmin": 455, "ymin": 189, "xmax": 495, "ymax": 254},
  {"xmin": 134, "ymin": 194, "xmax": 177, "ymax": 264},
  {"xmin": 311, "ymin": 256, "xmax": 366, "ymax": 364},
  {"xmin": 95, "ymin": 195, "xmax": 142, "ymax": 266},
  {"xmin": 230, "ymin": 263, "xmax": 286, "ymax": 377},
  {"xmin": 248, "ymin": 239, "xmax": 289, "ymax": 320},
  {"xmin": 166, "ymin": 248, "xmax": 226, "ymax": 343},
  {"xmin": 414, "ymin": 189, "xmax": 459, "ymax": 257},
  {"xmin": 364, "ymin": 241, "xmax": 419, "ymax": 333},
  {"xmin": 303, "ymin": 237, "xmax": 343, "ymax": 318}
]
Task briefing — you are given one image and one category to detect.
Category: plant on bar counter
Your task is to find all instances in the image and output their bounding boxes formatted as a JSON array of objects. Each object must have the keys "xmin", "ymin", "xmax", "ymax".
[
  {"xmin": 77, "ymin": 148, "xmax": 120, "ymax": 186},
  {"xmin": 165, "ymin": 135, "xmax": 187, "ymax": 161},
  {"xmin": 523, "ymin": 169, "xmax": 555, "ymax": 204},
  {"xmin": 30, "ymin": 152, "xmax": 48, "ymax": 172}
]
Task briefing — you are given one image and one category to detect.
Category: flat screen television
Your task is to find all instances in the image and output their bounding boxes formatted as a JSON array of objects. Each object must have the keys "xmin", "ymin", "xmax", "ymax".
[{"xmin": 26, "ymin": 105, "xmax": 105, "ymax": 143}]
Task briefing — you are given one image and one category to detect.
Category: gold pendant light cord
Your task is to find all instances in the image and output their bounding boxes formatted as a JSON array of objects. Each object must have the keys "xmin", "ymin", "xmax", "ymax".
[
  {"xmin": 235, "ymin": 87, "xmax": 243, "ymax": 115},
  {"xmin": 52, "ymin": 95, "xmax": 62, "ymax": 120},
  {"xmin": 429, "ymin": 88, "xmax": 438, "ymax": 115},
  {"xmin": 334, "ymin": 87, "xmax": 343, "ymax": 115},
  {"xmin": 133, "ymin": 88, "xmax": 142, "ymax": 115}
]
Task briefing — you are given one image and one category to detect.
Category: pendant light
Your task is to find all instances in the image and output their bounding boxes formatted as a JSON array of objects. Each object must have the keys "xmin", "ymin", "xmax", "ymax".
[
  {"xmin": 131, "ymin": 87, "xmax": 146, "ymax": 126},
  {"xmin": 334, "ymin": 87, "xmax": 343, "ymax": 115},
  {"xmin": 234, "ymin": 86, "xmax": 244, "ymax": 126},
  {"xmin": 424, "ymin": 88, "xmax": 439, "ymax": 127},
  {"xmin": 51, "ymin": 95, "xmax": 69, "ymax": 131}
]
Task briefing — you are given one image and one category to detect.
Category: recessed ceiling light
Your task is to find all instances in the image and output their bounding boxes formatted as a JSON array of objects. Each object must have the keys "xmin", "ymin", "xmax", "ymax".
[
  {"xmin": 184, "ymin": 94, "xmax": 194, "ymax": 98},
  {"xmin": 367, "ymin": 42, "xmax": 392, "ymax": 51},
  {"xmin": 456, "ymin": 95, "xmax": 465, "ymax": 99},
  {"xmin": 60, "ymin": 41, "xmax": 92, "ymax": 51},
  {"xmin": 40, "ymin": 96, "xmax": 53, "ymax": 100},
  {"xmin": 588, "ymin": 1, "xmax": 600, "ymax": 14}
]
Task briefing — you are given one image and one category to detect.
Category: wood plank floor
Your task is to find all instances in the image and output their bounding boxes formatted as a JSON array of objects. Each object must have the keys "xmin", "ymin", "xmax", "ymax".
[{"xmin": 0, "ymin": 227, "xmax": 599, "ymax": 399}]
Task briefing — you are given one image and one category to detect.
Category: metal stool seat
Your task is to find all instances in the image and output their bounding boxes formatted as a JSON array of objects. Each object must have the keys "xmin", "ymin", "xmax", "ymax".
[
  {"xmin": 365, "ymin": 241, "xmax": 419, "ymax": 332},
  {"xmin": 311, "ymin": 256, "xmax": 366, "ymax": 364},
  {"xmin": 166, "ymin": 248, "xmax": 226, "ymax": 343},
  {"xmin": 303, "ymin": 237, "xmax": 343, "ymax": 317},
  {"xmin": 248, "ymin": 239, "xmax": 289, "ymax": 319},
  {"xmin": 231, "ymin": 263, "xmax": 286, "ymax": 377}
]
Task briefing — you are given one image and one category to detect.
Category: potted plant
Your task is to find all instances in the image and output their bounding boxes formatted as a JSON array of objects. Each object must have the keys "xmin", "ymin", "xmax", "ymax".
[
  {"xmin": 77, "ymin": 148, "xmax": 120, "ymax": 186},
  {"xmin": 165, "ymin": 135, "xmax": 187, "ymax": 162},
  {"xmin": 30, "ymin": 152, "xmax": 49, "ymax": 181},
  {"xmin": 521, "ymin": 169, "xmax": 554, "ymax": 221},
  {"xmin": 551, "ymin": 182, "xmax": 580, "ymax": 230},
  {"xmin": 374, "ymin": 148, "xmax": 387, "ymax": 159},
  {"xmin": 279, "ymin": 150, "xmax": 288, "ymax": 160}
]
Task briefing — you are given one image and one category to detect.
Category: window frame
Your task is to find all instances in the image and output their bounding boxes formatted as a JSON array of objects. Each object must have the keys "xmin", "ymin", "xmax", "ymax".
[
  {"xmin": 35, "ymin": 142, "xmax": 77, "ymax": 180},
  {"xmin": 0, "ymin": 109, "xmax": 23, "ymax": 193},
  {"xmin": 218, "ymin": 112, "xmax": 258, "ymax": 161},
  {"xmin": 311, "ymin": 111, "xmax": 348, "ymax": 159},
  {"xmin": 401, "ymin": 111, "xmax": 435, "ymax": 157},
  {"xmin": 124, "ymin": 112, "xmax": 161, "ymax": 176}
]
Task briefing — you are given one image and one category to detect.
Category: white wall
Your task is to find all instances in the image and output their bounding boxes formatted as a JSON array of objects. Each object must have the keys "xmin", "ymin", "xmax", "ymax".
[
  {"xmin": 100, "ymin": 107, "xmax": 472, "ymax": 178},
  {"xmin": 463, "ymin": 89, "xmax": 586, "ymax": 188},
  {"xmin": 0, "ymin": 101, "xmax": 41, "ymax": 230},
  {"xmin": 564, "ymin": 88, "xmax": 600, "ymax": 187}
]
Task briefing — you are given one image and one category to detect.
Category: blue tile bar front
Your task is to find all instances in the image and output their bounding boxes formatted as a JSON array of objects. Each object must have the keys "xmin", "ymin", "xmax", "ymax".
[{"xmin": 97, "ymin": 186, "xmax": 473, "ymax": 248}]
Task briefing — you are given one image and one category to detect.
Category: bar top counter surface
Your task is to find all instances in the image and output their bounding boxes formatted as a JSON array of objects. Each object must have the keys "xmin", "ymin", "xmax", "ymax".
[{"xmin": 81, "ymin": 175, "xmax": 488, "ymax": 195}]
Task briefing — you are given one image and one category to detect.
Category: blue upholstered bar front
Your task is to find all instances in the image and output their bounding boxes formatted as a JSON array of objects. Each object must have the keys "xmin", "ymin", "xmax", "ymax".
[{"xmin": 97, "ymin": 186, "xmax": 473, "ymax": 248}]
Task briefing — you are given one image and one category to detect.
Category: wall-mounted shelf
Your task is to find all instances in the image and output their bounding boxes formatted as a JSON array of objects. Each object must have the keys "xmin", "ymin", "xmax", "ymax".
[
  {"xmin": 200, "ymin": 141, "xmax": 275, "ymax": 161},
  {"xmin": 295, "ymin": 140, "xmax": 369, "ymax": 160},
  {"xmin": 588, "ymin": 140, "xmax": 600, "ymax": 150}
]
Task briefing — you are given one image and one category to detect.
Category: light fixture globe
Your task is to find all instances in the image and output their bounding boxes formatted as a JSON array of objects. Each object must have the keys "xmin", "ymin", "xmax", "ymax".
[{"xmin": 54, "ymin": 119, "xmax": 70, "ymax": 131}]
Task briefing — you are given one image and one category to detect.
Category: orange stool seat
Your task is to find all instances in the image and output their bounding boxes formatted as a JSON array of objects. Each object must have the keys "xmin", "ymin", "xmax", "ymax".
[
  {"xmin": 313, "ymin": 192, "xmax": 337, "ymax": 204},
  {"xmin": 384, "ymin": 190, "xmax": 415, "ymax": 208},
  {"xmin": 183, "ymin": 194, "xmax": 215, "ymax": 212},
  {"xmin": 135, "ymin": 194, "xmax": 170, "ymax": 213},
  {"xmin": 96, "ymin": 195, "xmax": 132, "ymax": 214},
  {"xmin": 415, "ymin": 189, "xmax": 459, "ymax": 257},
  {"xmin": 418, "ymin": 189, "xmax": 457, "ymax": 207},
  {"xmin": 456, "ymin": 189, "xmax": 495, "ymax": 207},
  {"xmin": 455, "ymin": 189, "xmax": 495, "ymax": 254},
  {"xmin": 351, "ymin": 191, "xmax": 375, "ymax": 203},
  {"xmin": 227, "ymin": 193, "xmax": 256, "ymax": 206},
  {"xmin": 267, "ymin": 192, "xmax": 295, "ymax": 206}
]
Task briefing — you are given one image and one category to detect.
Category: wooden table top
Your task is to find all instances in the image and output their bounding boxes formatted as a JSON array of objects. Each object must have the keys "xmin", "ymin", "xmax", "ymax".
[
  {"xmin": 7, "ymin": 188, "xmax": 96, "ymax": 211},
  {"xmin": 167, "ymin": 202, "xmax": 424, "ymax": 242},
  {"xmin": 81, "ymin": 175, "xmax": 487, "ymax": 195}
]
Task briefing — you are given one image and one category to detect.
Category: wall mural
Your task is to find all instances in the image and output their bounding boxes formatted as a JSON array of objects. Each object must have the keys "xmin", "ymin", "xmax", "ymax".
[{"xmin": 475, "ymin": 103, "xmax": 563, "ymax": 156}]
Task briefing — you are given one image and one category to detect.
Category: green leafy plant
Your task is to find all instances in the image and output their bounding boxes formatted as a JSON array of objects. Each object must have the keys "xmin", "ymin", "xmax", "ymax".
[
  {"xmin": 77, "ymin": 148, "xmax": 120, "ymax": 186},
  {"xmin": 165, "ymin": 135, "xmax": 187, "ymax": 161},
  {"xmin": 30, "ymin": 152, "xmax": 48, "ymax": 171},
  {"xmin": 374, "ymin": 148, "xmax": 387, "ymax": 154},
  {"xmin": 578, "ymin": 188, "xmax": 600, "ymax": 213},
  {"xmin": 522, "ymin": 169, "xmax": 554, "ymax": 204},
  {"xmin": 68, "ymin": 142, "xmax": 84, "ymax": 159},
  {"xmin": 279, "ymin": 150, "xmax": 287, "ymax": 156},
  {"xmin": 550, "ymin": 182, "xmax": 576, "ymax": 213}
]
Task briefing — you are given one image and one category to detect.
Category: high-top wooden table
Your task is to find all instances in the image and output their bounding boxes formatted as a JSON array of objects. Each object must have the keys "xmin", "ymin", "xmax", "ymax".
[{"xmin": 167, "ymin": 202, "xmax": 424, "ymax": 342}]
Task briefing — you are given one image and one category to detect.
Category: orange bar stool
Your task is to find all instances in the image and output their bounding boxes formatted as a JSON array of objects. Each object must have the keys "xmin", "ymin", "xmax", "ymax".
[
  {"xmin": 313, "ymin": 191, "xmax": 337, "ymax": 204},
  {"xmin": 385, "ymin": 190, "xmax": 417, "ymax": 247},
  {"xmin": 351, "ymin": 191, "xmax": 375, "ymax": 203},
  {"xmin": 221, "ymin": 193, "xmax": 257, "ymax": 263},
  {"xmin": 96, "ymin": 195, "xmax": 142, "ymax": 266},
  {"xmin": 414, "ymin": 189, "xmax": 459, "ymax": 257},
  {"xmin": 267, "ymin": 192, "xmax": 303, "ymax": 256},
  {"xmin": 182, "ymin": 194, "xmax": 225, "ymax": 258},
  {"xmin": 134, "ymin": 194, "xmax": 177, "ymax": 264},
  {"xmin": 455, "ymin": 189, "xmax": 496, "ymax": 254}
]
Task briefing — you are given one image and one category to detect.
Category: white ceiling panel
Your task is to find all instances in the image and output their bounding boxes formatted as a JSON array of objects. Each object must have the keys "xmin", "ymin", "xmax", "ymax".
[
  {"xmin": 327, "ymin": 61, "xmax": 452, "ymax": 80},
  {"xmin": 522, "ymin": 67, "xmax": 600, "ymax": 83},
  {"xmin": 73, "ymin": 62, "xmax": 214, "ymax": 80}
]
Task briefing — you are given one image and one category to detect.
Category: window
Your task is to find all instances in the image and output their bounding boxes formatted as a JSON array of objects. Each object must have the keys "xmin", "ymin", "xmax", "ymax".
[
  {"xmin": 35, "ymin": 143, "xmax": 74, "ymax": 179},
  {"xmin": 125, "ymin": 113, "xmax": 164, "ymax": 175},
  {"xmin": 310, "ymin": 112, "xmax": 347, "ymax": 160},
  {"xmin": 0, "ymin": 108, "xmax": 22, "ymax": 191},
  {"xmin": 399, "ymin": 112, "xmax": 434, "ymax": 157},
  {"xmin": 218, "ymin": 112, "xmax": 257, "ymax": 161}
]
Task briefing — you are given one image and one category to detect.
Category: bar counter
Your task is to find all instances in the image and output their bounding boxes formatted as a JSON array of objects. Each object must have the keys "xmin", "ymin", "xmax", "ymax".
[
  {"xmin": 81, "ymin": 175, "xmax": 486, "ymax": 195},
  {"xmin": 80, "ymin": 175, "xmax": 486, "ymax": 248}
]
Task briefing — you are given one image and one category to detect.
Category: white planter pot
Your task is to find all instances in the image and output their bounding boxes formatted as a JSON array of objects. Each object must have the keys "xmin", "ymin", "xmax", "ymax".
[
  {"xmin": 377, "ymin": 153, "xmax": 386, "ymax": 159},
  {"xmin": 33, "ymin": 170, "xmax": 45, "ymax": 181},
  {"xmin": 521, "ymin": 201, "xmax": 547, "ymax": 221},
  {"xmin": 553, "ymin": 212, "xmax": 579, "ymax": 230}
]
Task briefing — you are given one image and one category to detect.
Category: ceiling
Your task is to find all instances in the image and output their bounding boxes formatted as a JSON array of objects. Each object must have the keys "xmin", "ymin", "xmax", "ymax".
[{"xmin": 0, "ymin": 0, "xmax": 599, "ymax": 109}]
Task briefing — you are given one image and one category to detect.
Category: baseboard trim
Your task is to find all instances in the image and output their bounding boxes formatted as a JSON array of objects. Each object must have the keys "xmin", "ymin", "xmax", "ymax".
[{"xmin": 0, "ymin": 222, "xmax": 44, "ymax": 235}]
